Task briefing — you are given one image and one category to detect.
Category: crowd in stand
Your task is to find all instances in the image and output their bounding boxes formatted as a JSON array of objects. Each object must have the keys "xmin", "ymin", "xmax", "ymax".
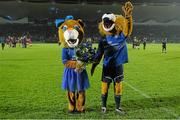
[
  {"xmin": 132, "ymin": 25, "xmax": 180, "ymax": 43},
  {"xmin": 0, "ymin": 24, "xmax": 57, "ymax": 43}
]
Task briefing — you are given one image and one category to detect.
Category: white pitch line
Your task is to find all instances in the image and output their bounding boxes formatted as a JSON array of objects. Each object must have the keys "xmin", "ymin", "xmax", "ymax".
[
  {"xmin": 124, "ymin": 81, "xmax": 151, "ymax": 99},
  {"xmin": 96, "ymin": 65, "xmax": 180, "ymax": 119},
  {"xmin": 124, "ymin": 81, "xmax": 180, "ymax": 119}
]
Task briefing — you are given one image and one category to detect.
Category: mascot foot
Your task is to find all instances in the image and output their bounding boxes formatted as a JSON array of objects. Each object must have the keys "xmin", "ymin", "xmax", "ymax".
[
  {"xmin": 115, "ymin": 108, "xmax": 126, "ymax": 115},
  {"xmin": 76, "ymin": 109, "xmax": 85, "ymax": 113},
  {"xmin": 101, "ymin": 107, "xmax": 107, "ymax": 113},
  {"xmin": 68, "ymin": 110, "xmax": 76, "ymax": 114}
]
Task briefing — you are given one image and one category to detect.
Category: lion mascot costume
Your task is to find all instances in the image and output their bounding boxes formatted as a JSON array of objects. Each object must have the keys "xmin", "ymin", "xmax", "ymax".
[
  {"xmin": 55, "ymin": 16, "xmax": 90, "ymax": 113},
  {"xmin": 91, "ymin": 2, "xmax": 133, "ymax": 113}
]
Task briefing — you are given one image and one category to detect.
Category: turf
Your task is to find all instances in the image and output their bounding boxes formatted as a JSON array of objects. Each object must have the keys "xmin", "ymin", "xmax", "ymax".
[{"xmin": 0, "ymin": 43, "xmax": 180, "ymax": 119}]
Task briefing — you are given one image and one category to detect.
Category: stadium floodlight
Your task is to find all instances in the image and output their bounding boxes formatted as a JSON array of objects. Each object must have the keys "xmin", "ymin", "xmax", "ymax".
[
  {"xmin": 81, "ymin": 0, "xmax": 87, "ymax": 6},
  {"xmin": 171, "ymin": 2, "xmax": 176, "ymax": 7},
  {"xmin": 112, "ymin": 2, "xmax": 117, "ymax": 6},
  {"xmin": 142, "ymin": 3, "xmax": 147, "ymax": 7},
  {"xmin": 17, "ymin": 0, "xmax": 22, "ymax": 3},
  {"xmin": 51, "ymin": 0, "xmax": 56, "ymax": 5},
  {"xmin": 81, "ymin": 2, "xmax": 86, "ymax": 6},
  {"xmin": 97, "ymin": 10, "xmax": 102, "ymax": 13}
]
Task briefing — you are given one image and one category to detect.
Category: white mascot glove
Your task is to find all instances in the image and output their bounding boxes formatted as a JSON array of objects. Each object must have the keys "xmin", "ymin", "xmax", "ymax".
[{"xmin": 75, "ymin": 60, "xmax": 85, "ymax": 73}]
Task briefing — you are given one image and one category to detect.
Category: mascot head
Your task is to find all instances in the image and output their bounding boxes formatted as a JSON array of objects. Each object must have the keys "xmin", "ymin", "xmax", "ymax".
[
  {"xmin": 102, "ymin": 13, "xmax": 116, "ymax": 32},
  {"xmin": 56, "ymin": 15, "xmax": 84, "ymax": 48},
  {"xmin": 98, "ymin": 1, "xmax": 133, "ymax": 36},
  {"xmin": 99, "ymin": 13, "xmax": 128, "ymax": 36}
]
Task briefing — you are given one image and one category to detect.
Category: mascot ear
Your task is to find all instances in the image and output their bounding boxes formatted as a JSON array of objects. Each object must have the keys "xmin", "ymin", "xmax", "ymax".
[
  {"xmin": 77, "ymin": 19, "xmax": 84, "ymax": 28},
  {"xmin": 55, "ymin": 19, "xmax": 64, "ymax": 28}
]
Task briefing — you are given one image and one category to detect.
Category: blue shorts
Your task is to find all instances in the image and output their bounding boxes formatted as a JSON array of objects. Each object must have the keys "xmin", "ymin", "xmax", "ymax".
[{"xmin": 102, "ymin": 64, "xmax": 124, "ymax": 83}]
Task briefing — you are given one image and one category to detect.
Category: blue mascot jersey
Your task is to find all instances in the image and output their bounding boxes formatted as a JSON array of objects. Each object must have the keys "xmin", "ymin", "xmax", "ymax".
[{"xmin": 95, "ymin": 32, "xmax": 128, "ymax": 66}]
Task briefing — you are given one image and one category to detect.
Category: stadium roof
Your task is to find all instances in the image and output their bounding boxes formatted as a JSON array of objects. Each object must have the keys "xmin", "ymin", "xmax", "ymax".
[
  {"xmin": 0, "ymin": 0, "xmax": 180, "ymax": 24},
  {"xmin": 0, "ymin": 0, "xmax": 180, "ymax": 4}
]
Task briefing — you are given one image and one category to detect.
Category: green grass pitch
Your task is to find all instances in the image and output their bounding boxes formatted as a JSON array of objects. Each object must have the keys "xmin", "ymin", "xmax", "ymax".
[{"xmin": 0, "ymin": 43, "xmax": 180, "ymax": 119}]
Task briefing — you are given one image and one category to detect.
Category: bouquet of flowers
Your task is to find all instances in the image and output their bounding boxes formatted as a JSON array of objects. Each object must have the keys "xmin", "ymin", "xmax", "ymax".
[{"xmin": 75, "ymin": 40, "xmax": 96, "ymax": 64}]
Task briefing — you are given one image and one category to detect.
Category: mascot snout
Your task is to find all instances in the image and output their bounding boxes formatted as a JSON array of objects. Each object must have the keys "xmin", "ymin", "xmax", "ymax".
[{"xmin": 64, "ymin": 29, "xmax": 79, "ymax": 47}]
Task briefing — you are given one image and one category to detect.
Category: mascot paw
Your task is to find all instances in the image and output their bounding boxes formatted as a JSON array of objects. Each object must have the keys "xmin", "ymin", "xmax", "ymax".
[
  {"xmin": 75, "ymin": 61, "xmax": 85, "ymax": 73},
  {"xmin": 122, "ymin": 1, "xmax": 133, "ymax": 17}
]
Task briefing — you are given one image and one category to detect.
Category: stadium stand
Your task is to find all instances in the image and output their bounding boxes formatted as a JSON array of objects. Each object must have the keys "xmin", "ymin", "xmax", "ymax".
[{"xmin": 0, "ymin": 0, "xmax": 180, "ymax": 42}]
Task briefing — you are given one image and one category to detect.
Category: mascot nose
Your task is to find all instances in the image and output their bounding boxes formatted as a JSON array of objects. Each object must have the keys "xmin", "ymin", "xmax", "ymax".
[
  {"xmin": 67, "ymin": 29, "xmax": 73, "ymax": 34},
  {"xmin": 68, "ymin": 28, "xmax": 73, "ymax": 30},
  {"xmin": 67, "ymin": 28, "xmax": 74, "ymax": 34}
]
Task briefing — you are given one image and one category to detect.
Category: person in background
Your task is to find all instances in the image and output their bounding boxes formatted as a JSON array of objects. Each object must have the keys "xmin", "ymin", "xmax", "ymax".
[
  {"xmin": 0, "ymin": 35, "xmax": 6, "ymax": 50},
  {"xmin": 162, "ymin": 37, "xmax": 167, "ymax": 53},
  {"xmin": 22, "ymin": 35, "xmax": 27, "ymax": 48},
  {"xmin": 27, "ymin": 34, "xmax": 32, "ymax": 46},
  {"xmin": 12, "ymin": 36, "xmax": 17, "ymax": 48},
  {"xmin": 142, "ymin": 37, "xmax": 147, "ymax": 50},
  {"xmin": 133, "ymin": 36, "xmax": 140, "ymax": 49},
  {"xmin": 132, "ymin": 36, "xmax": 136, "ymax": 49},
  {"xmin": 18, "ymin": 36, "xmax": 22, "ymax": 47},
  {"xmin": 7, "ymin": 36, "xmax": 12, "ymax": 48}
]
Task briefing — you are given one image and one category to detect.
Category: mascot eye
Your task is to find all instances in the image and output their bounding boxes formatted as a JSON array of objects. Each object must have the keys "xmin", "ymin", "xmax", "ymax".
[
  {"xmin": 73, "ymin": 25, "xmax": 80, "ymax": 31},
  {"xmin": 62, "ymin": 25, "xmax": 68, "ymax": 31}
]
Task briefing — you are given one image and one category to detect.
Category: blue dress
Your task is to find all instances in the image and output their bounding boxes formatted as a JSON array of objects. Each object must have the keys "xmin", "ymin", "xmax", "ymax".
[{"xmin": 61, "ymin": 48, "xmax": 90, "ymax": 92}]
